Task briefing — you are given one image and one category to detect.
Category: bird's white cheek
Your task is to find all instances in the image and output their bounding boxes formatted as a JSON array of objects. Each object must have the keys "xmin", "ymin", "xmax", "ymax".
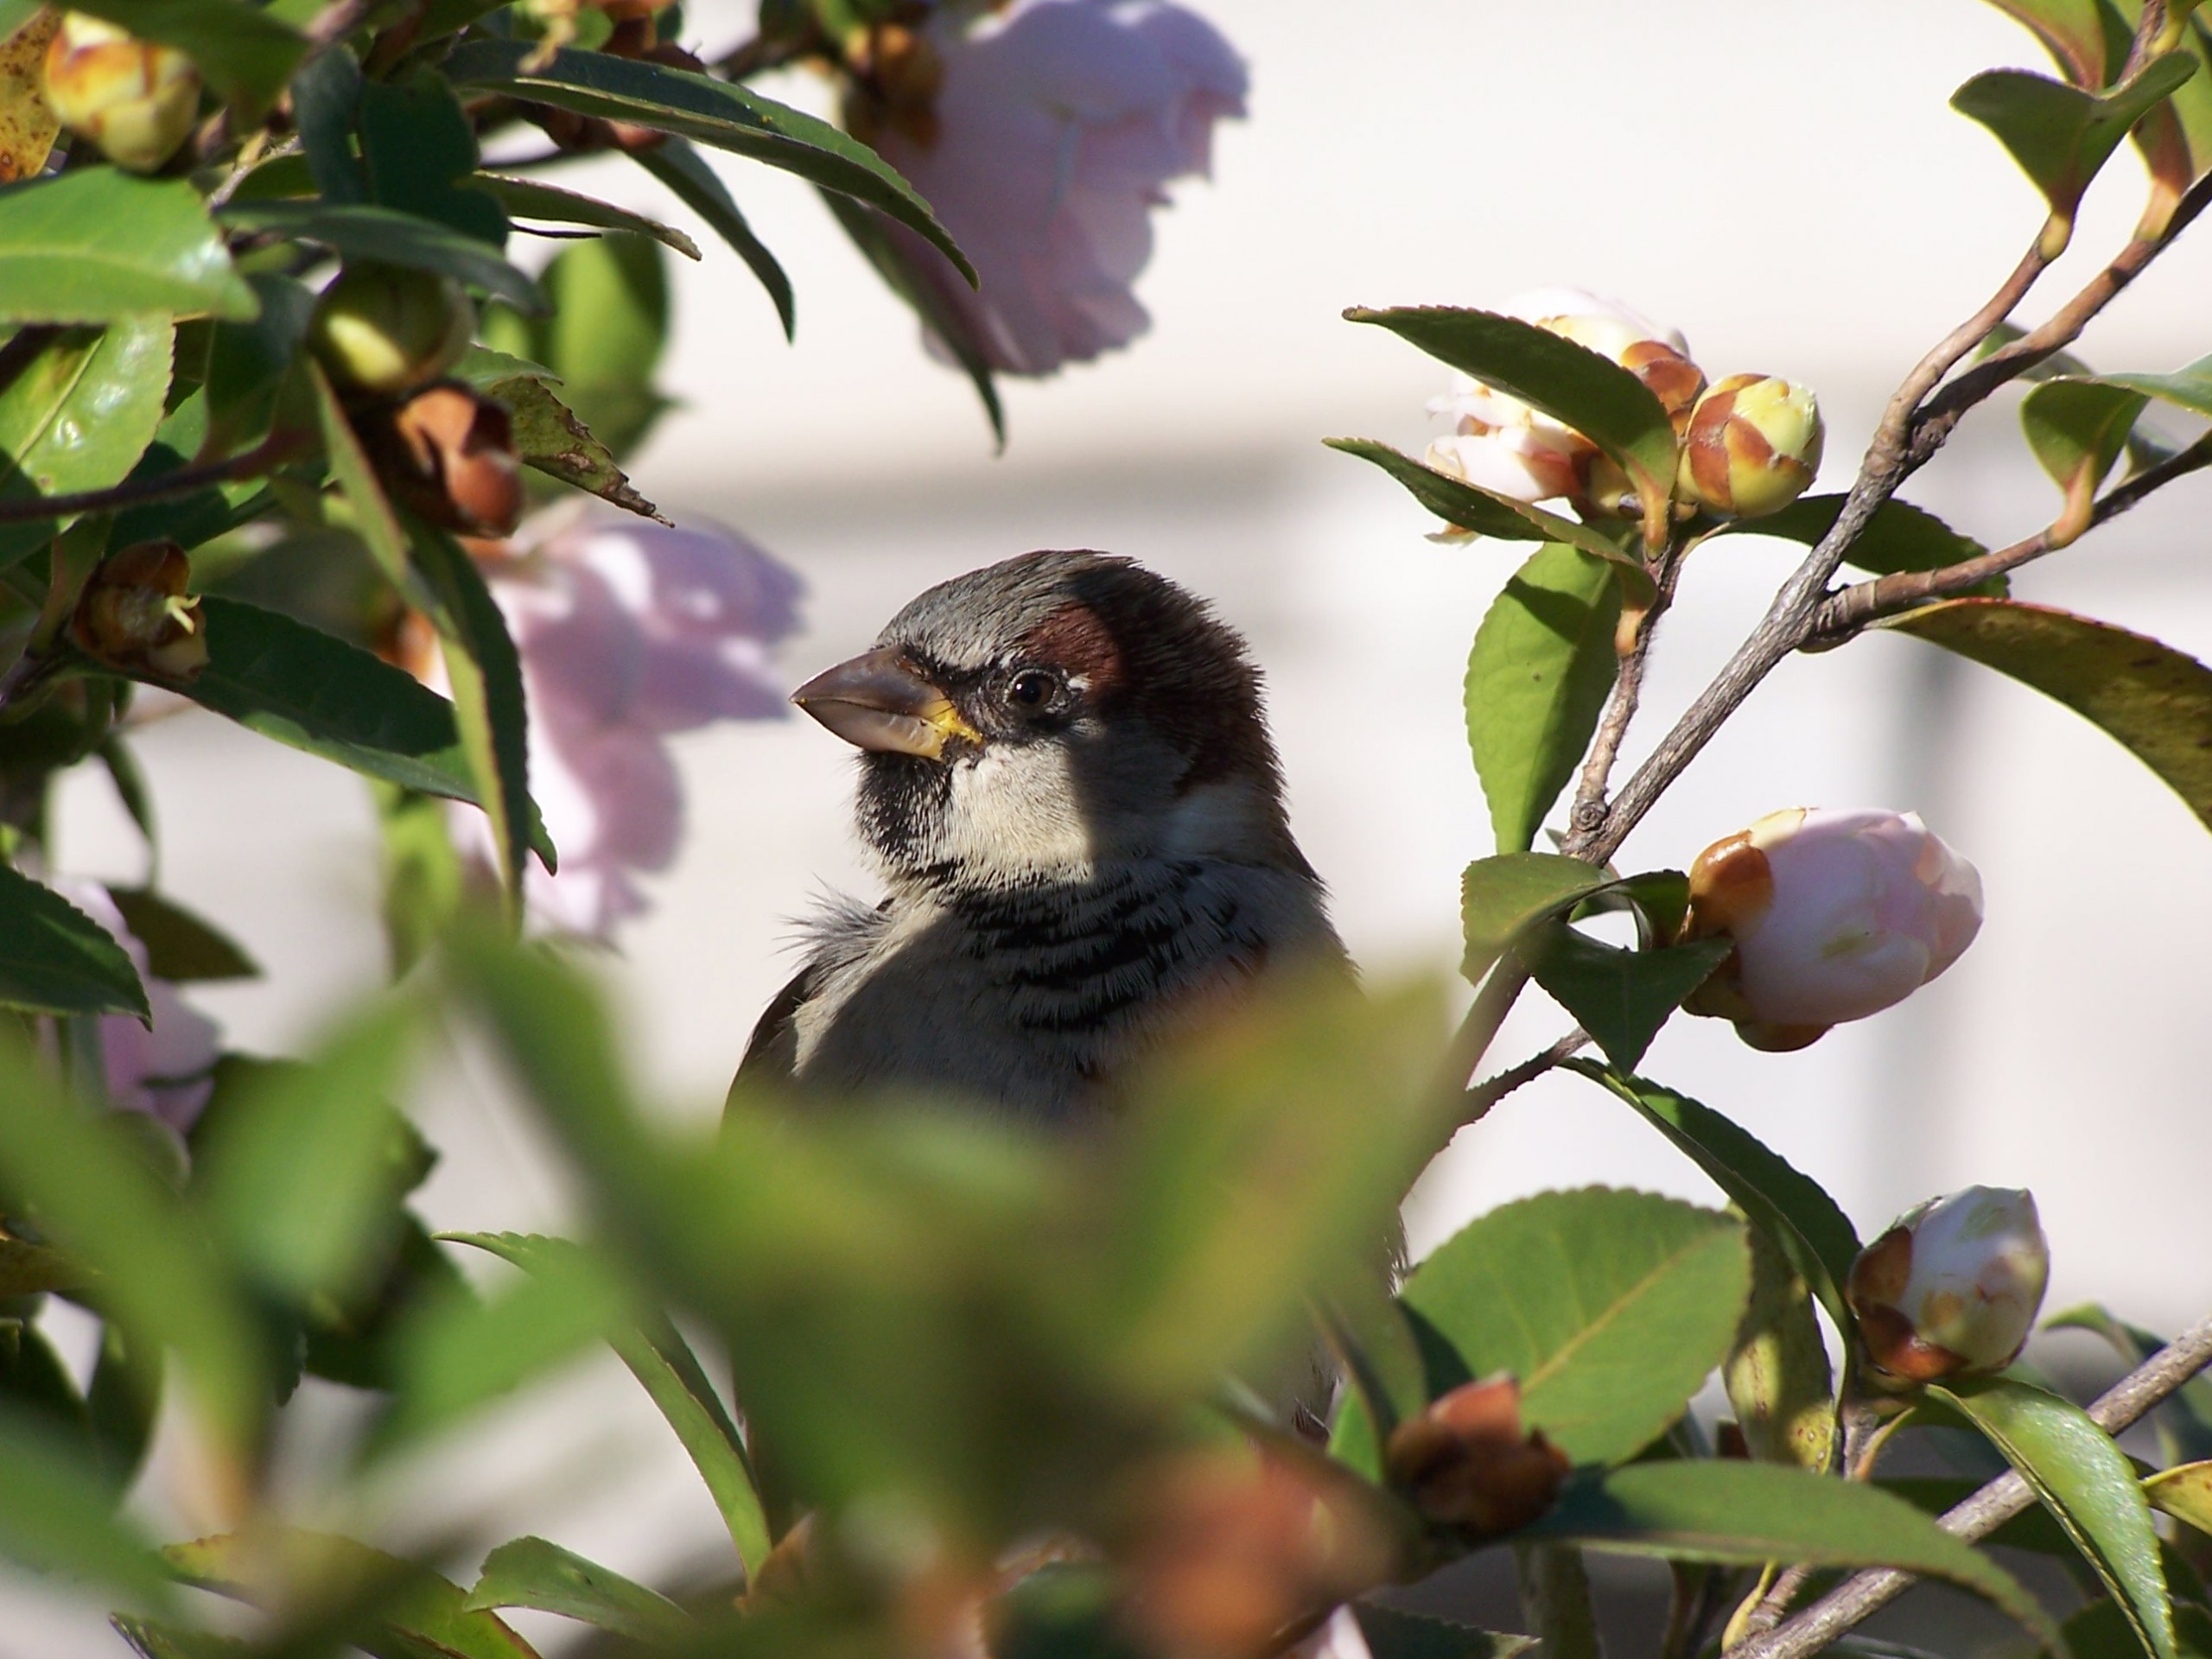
[{"xmin": 940, "ymin": 747, "xmax": 1097, "ymax": 880}]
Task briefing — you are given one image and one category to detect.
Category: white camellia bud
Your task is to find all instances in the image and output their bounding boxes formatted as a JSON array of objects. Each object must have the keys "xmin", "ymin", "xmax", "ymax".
[
  {"xmin": 308, "ymin": 264, "xmax": 476, "ymax": 396},
  {"xmin": 1676, "ymin": 372, "xmax": 1825, "ymax": 518},
  {"xmin": 1847, "ymin": 1187, "xmax": 2050, "ymax": 1385},
  {"xmin": 1682, "ymin": 807, "xmax": 1983, "ymax": 1051},
  {"xmin": 42, "ymin": 14, "xmax": 200, "ymax": 173}
]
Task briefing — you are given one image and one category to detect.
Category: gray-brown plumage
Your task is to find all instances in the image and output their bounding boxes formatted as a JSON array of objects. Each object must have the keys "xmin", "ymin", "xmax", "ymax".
[{"xmin": 735, "ymin": 550, "xmax": 1346, "ymax": 1122}]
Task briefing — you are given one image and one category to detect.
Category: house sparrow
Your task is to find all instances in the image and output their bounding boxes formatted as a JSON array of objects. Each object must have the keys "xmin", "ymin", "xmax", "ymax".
[{"xmin": 735, "ymin": 550, "xmax": 1348, "ymax": 1122}]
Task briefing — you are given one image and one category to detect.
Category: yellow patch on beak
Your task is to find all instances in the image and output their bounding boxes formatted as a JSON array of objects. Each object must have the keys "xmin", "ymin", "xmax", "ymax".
[{"xmin": 791, "ymin": 645, "xmax": 981, "ymax": 759}]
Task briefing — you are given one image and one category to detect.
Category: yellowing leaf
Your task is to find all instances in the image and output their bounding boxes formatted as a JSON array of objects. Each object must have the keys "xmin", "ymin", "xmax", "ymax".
[{"xmin": 0, "ymin": 9, "xmax": 59, "ymax": 185}]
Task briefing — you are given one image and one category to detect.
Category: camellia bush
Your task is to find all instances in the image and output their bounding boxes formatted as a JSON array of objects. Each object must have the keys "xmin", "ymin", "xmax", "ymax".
[{"xmin": 2, "ymin": 2, "xmax": 2211, "ymax": 1658}]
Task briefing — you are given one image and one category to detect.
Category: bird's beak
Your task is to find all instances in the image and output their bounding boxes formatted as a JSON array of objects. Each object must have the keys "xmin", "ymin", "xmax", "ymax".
[{"xmin": 791, "ymin": 646, "xmax": 981, "ymax": 759}]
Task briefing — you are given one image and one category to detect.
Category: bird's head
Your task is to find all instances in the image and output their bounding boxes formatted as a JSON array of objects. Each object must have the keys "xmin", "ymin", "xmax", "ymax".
[{"xmin": 791, "ymin": 550, "xmax": 1302, "ymax": 890}]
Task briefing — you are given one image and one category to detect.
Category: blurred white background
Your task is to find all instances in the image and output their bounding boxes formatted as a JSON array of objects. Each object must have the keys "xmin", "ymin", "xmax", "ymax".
[{"xmin": 13, "ymin": 1, "xmax": 2212, "ymax": 1650}]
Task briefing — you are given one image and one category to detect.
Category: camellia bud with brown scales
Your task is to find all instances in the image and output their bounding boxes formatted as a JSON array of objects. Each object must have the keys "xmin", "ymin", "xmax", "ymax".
[
  {"xmin": 309, "ymin": 264, "xmax": 476, "ymax": 397},
  {"xmin": 363, "ymin": 383, "xmax": 524, "ymax": 538},
  {"xmin": 1676, "ymin": 372, "xmax": 1825, "ymax": 518},
  {"xmin": 41, "ymin": 13, "xmax": 200, "ymax": 173},
  {"xmin": 68, "ymin": 541, "xmax": 208, "ymax": 682},
  {"xmin": 1383, "ymin": 1373, "xmax": 1571, "ymax": 1537},
  {"xmin": 1847, "ymin": 1186, "xmax": 2050, "ymax": 1387}
]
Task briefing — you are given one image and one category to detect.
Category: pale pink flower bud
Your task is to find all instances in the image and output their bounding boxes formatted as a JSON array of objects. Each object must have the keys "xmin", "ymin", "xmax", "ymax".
[
  {"xmin": 861, "ymin": 0, "xmax": 1246, "ymax": 377},
  {"xmin": 1423, "ymin": 423, "xmax": 1582, "ymax": 505},
  {"xmin": 42, "ymin": 14, "xmax": 200, "ymax": 173},
  {"xmin": 1683, "ymin": 807, "xmax": 1984, "ymax": 1051},
  {"xmin": 50, "ymin": 880, "xmax": 220, "ymax": 1134},
  {"xmin": 1847, "ymin": 1187, "xmax": 2050, "ymax": 1384}
]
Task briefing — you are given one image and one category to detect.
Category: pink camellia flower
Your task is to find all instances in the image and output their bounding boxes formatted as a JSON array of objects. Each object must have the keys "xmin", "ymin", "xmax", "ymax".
[
  {"xmin": 464, "ymin": 512, "xmax": 801, "ymax": 938},
  {"xmin": 1847, "ymin": 1186, "xmax": 2049, "ymax": 1386},
  {"xmin": 863, "ymin": 0, "xmax": 1248, "ymax": 376},
  {"xmin": 1426, "ymin": 287, "xmax": 1703, "ymax": 512},
  {"xmin": 50, "ymin": 880, "xmax": 221, "ymax": 1133},
  {"xmin": 1682, "ymin": 807, "xmax": 1984, "ymax": 1051}
]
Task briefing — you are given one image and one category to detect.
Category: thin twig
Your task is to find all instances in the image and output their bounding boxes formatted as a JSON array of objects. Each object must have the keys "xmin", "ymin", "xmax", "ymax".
[
  {"xmin": 1807, "ymin": 430, "xmax": 2212, "ymax": 641},
  {"xmin": 1733, "ymin": 1310, "xmax": 2212, "ymax": 1659},
  {"xmin": 1463, "ymin": 1029, "xmax": 1589, "ymax": 1125},
  {"xmin": 0, "ymin": 434, "xmax": 305, "ymax": 525},
  {"xmin": 1865, "ymin": 238, "xmax": 2051, "ymax": 480}
]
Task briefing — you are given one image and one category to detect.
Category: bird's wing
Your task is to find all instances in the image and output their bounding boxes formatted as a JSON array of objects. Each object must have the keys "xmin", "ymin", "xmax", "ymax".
[{"xmin": 727, "ymin": 965, "xmax": 813, "ymax": 1109}]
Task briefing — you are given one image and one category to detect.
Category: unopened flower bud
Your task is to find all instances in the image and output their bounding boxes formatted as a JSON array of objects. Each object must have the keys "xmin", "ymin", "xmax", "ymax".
[
  {"xmin": 1383, "ymin": 1374, "xmax": 1570, "ymax": 1537},
  {"xmin": 41, "ymin": 14, "xmax": 200, "ymax": 173},
  {"xmin": 1847, "ymin": 1187, "xmax": 2049, "ymax": 1385},
  {"xmin": 1676, "ymin": 373, "xmax": 1823, "ymax": 518},
  {"xmin": 68, "ymin": 540, "xmax": 207, "ymax": 681},
  {"xmin": 1682, "ymin": 807, "xmax": 1982, "ymax": 1051},
  {"xmin": 308, "ymin": 264, "xmax": 475, "ymax": 396},
  {"xmin": 365, "ymin": 382, "xmax": 524, "ymax": 537}
]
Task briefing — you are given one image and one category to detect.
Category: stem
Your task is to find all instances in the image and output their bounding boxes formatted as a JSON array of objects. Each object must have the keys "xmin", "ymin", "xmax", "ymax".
[
  {"xmin": 1734, "ymin": 1309, "xmax": 2212, "ymax": 1659},
  {"xmin": 1516, "ymin": 1543, "xmax": 1608, "ymax": 1659},
  {"xmin": 1426, "ymin": 959, "xmax": 1529, "ymax": 1134},
  {"xmin": 0, "ymin": 433, "xmax": 304, "ymax": 526}
]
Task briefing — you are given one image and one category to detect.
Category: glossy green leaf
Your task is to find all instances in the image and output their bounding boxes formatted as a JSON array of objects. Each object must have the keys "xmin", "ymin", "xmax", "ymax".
[
  {"xmin": 452, "ymin": 1232, "xmax": 772, "ymax": 1577},
  {"xmin": 290, "ymin": 44, "xmax": 368, "ymax": 206},
  {"xmin": 1570, "ymin": 867, "xmax": 1693, "ymax": 948},
  {"xmin": 632, "ymin": 143, "xmax": 791, "ymax": 335},
  {"xmin": 2069, "ymin": 1600, "xmax": 2212, "ymax": 1659},
  {"xmin": 481, "ymin": 234, "xmax": 669, "ymax": 461},
  {"xmin": 1353, "ymin": 1605, "xmax": 1536, "ymax": 1659},
  {"xmin": 110, "ymin": 1617, "xmax": 251, "ymax": 1659},
  {"xmin": 0, "ymin": 861, "xmax": 149, "ymax": 1020},
  {"xmin": 1345, "ymin": 306, "xmax": 1677, "ymax": 523},
  {"xmin": 1952, "ymin": 53, "xmax": 2199, "ymax": 219},
  {"xmin": 1323, "ymin": 437, "xmax": 1650, "ymax": 577},
  {"xmin": 2047, "ymin": 1304, "xmax": 2212, "ymax": 1465},
  {"xmin": 1523, "ymin": 1460, "xmax": 2063, "ymax": 1652},
  {"xmin": 202, "ymin": 274, "xmax": 316, "ymax": 455},
  {"xmin": 0, "ymin": 171, "xmax": 257, "ymax": 324},
  {"xmin": 358, "ymin": 73, "xmax": 507, "ymax": 247},
  {"xmin": 165, "ymin": 1531, "xmax": 542, "ymax": 1659},
  {"xmin": 193, "ymin": 1001, "xmax": 419, "ymax": 1304},
  {"xmin": 1459, "ymin": 852, "xmax": 1611, "ymax": 982},
  {"xmin": 410, "ymin": 531, "xmax": 534, "ymax": 911},
  {"xmin": 2022, "ymin": 378, "xmax": 2149, "ymax": 499},
  {"xmin": 1985, "ymin": 0, "xmax": 2114, "ymax": 86},
  {"xmin": 2147, "ymin": 1461, "xmax": 2212, "ymax": 1536},
  {"xmin": 442, "ymin": 40, "xmax": 974, "ymax": 281},
  {"xmin": 1392, "ymin": 1187, "xmax": 1750, "ymax": 1465},
  {"xmin": 0, "ymin": 1320, "xmax": 88, "ymax": 1445},
  {"xmin": 820, "ymin": 188, "xmax": 998, "ymax": 443},
  {"xmin": 218, "ymin": 202, "xmax": 546, "ymax": 315},
  {"xmin": 306, "ymin": 356, "xmax": 414, "ymax": 592},
  {"xmin": 1467, "ymin": 543, "xmax": 1624, "ymax": 855},
  {"xmin": 0, "ymin": 1408, "xmax": 174, "ymax": 1606},
  {"xmin": 0, "ymin": 315, "xmax": 174, "ymax": 569},
  {"xmin": 2101, "ymin": 353, "xmax": 2212, "ymax": 419},
  {"xmin": 85, "ymin": 1321, "xmax": 162, "ymax": 1495},
  {"xmin": 474, "ymin": 171, "xmax": 701, "ymax": 260},
  {"xmin": 1566, "ymin": 1062, "xmax": 1861, "ymax": 1326},
  {"xmin": 1933, "ymin": 1375, "xmax": 2174, "ymax": 1659},
  {"xmin": 67, "ymin": 0, "xmax": 305, "ymax": 111},
  {"xmin": 0, "ymin": 1038, "xmax": 264, "ymax": 1457},
  {"xmin": 1522, "ymin": 925, "xmax": 1730, "ymax": 1071},
  {"xmin": 1974, "ymin": 323, "xmax": 2177, "ymax": 470},
  {"xmin": 488, "ymin": 372, "xmax": 667, "ymax": 523},
  {"xmin": 1715, "ymin": 492, "xmax": 2000, "ymax": 593},
  {"xmin": 1885, "ymin": 599, "xmax": 2212, "ymax": 835},
  {"xmin": 106, "ymin": 888, "xmax": 257, "ymax": 982},
  {"xmin": 1725, "ymin": 1224, "xmax": 1837, "ymax": 1472},
  {"xmin": 465, "ymin": 1535, "xmax": 693, "ymax": 1644}
]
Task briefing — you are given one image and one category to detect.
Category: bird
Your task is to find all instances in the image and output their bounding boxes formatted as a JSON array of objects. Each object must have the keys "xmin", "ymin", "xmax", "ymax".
[{"xmin": 734, "ymin": 549, "xmax": 1349, "ymax": 1123}]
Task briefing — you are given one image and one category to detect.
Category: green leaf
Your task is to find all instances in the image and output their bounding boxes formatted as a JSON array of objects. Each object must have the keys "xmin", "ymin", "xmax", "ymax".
[
  {"xmin": 1952, "ymin": 53, "xmax": 2199, "ymax": 220},
  {"xmin": 111, "ymin": 1616, "xmax": 251, "ymax": 1659},
  {"xmin": 449, "ymin": 1232, "xmax": 772, "ymax": 1578},
  {"xmin": 465, "ymin": 1536, "xmax": 693, "ymax": 1644},
  {"xmin": 306, "ymin": 356, "xmax": 412, "ymax": 591},
  {"xmin": 487, "ymin": 372, "xmax": 667, "ymax": 523},
  {"xmin": 202, "ymin": 274, "xmax": 316, "ymax": 456},
  {"xmin": 631, "ymin": 143, "xmax": 791, "ymax": 334},
  {"xmin": 443, "ymin": 40, "xmax": 974, "ymax": 280},
  {"xmin": 410, "ymin": 531, "xmax": 534, "ymax": 911},
  {"xmin": 0, "ymin": 315, "xmax": 175, "ymax": 569},
  {"xmin": 1564, "ymin": 1063, "xmax": 1861, "ymax": 1326},
  {"xmin": 1713, "ymin": 493, "xmax": 2000, "ymax": 594},
  {"xmin": 1885, "ymin": 599, "xmax": 2212, "ymax": 835},
  {"xmin": 481, "ymin": 234, "xmax": 669, "ymax": 461},
  {"xmin": 1352, "ymin": 1605, "xmax": 1536, "ymax": 1659},
  {"xmin": 1344, "ymin": 306, "xmax": 1678, "ymax": 531},
  {"xmin": 1985, "ymin": 0, "xmax": 2114, "ymax": 86},
  {"xmin": 217, "ymin": 202, "xmax": 547, "ymax": 315},
  {"xmin": 66, "ymin": 0, "xmax": 305, "ymax": 111},
  {"xmin": 474, "ymin": 171, "xmax": 701, "ymax": 260},
  {"xmin": 2069, "ymin": 1600, "xmax": 2212, "ymax": 1659},
  {"xmin": 0, "ymin": 1408, "xmax": 175, "ymax": 1606},
  {"xmin": 0, "ymin": 171, "xmax": 257, "ymax": 324},
  {"xmin": 2047, "ymin": 1304, "xmax": 2212, "ymax": 1465},
  {"xmin": 358, "ymin": 73, "xmax": 508, "ymax": 247},
  {"xmin": 1522, "ymin": 925, "xmax": 1730, "ymax": 1071},
  {"xmin": 1323, "ymin": 437, "xmax": 1651, "ymax": 578},
  {"xmin": 85, "ymin": 1321, "xmax": 162, "ymax": 1495},
  {"xmin": 289, "ymin": 43, "xmax": 368, "ymax": 206},
  {"xmin": 1390, "ymin": 1187, "xmax": 1750, "ymax": 1465},
  {"xmin": 0, "ymin": 862, "xmax": 149, "ymax": 1020},
  {"xmin": 106, "ymin": 888, "xmax": 257, "ymax": 982},
  {"xmin": 0, "ymin": 1319, "xmax": 90, "ymax": 1445},
  {"xmin": 1467, "ymin": 543, "xmax": 1624, "ymax": 855},
  {"xmin": 1459, "ymin": 852, "xmax": 1611, "ymax": 982},
  {"xmin": 2147, "ymin": 1461, "xmax": 2212, "ymax": 1536},
  {"xmin": 1932, "ymin": 1375, "xmax": 2175, "ymax": 1659},
  {"xmin": 2021, "ymin": 378, "xmax": 2150, "ymax": 503},
  {"xmin": 2098, "ymin": 353, "xmax": 2212, "ymax": 420},
  {"xmin": 820, "ymin": 188, "xmax": 998, "ymax": 444},
  {"xmin": 1522, "ymin": 1460, "xmax": 2063, "ymax": 1653},
  {"xmin": 193, "ymin": 1002, "xmax": 419, "ymax": 1305}
]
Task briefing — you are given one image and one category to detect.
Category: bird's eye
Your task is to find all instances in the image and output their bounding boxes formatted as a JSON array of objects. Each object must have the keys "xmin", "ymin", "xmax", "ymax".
[{"xmin": 1007, "ymin": 669, "xmax": 1058, "ymax": 710}]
